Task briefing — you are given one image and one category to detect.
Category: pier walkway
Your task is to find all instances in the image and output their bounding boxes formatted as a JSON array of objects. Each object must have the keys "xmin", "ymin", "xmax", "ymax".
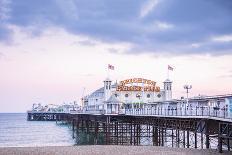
[{"xmin": 27, "ymin": 107, "xmax": 232, "ymax": 153}]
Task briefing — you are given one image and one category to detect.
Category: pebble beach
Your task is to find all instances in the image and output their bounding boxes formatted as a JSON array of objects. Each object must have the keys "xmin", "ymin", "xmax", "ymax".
[{"xmin": 0, "ymin": 145, "xmax": 231, "ymax": 155}]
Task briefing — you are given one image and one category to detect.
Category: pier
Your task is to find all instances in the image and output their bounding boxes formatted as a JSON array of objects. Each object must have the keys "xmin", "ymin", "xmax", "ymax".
[{"xmin": 27, "ymin": 107, "xmax": 232, "ymax": 153}]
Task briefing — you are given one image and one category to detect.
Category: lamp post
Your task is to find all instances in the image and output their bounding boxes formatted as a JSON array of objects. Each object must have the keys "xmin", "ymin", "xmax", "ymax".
[{"xmin": 184, "ymin": 85, "xmax": 192, "ymax": 114}]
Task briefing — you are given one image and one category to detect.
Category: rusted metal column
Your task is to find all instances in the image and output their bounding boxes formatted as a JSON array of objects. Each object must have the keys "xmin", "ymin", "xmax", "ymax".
[
  {"xmin": 72, "ymin": 119, "xmax": 75, "ymax": 139},
  {"xmin": 186, "ymin": 130, "xmax": 190, "ymax": 148},
  {"xmin": 194, "ymin": 131, "xmax": 197, "ymax": 148},
  {"xmin": 81, "ymin": 119, "xmax": 84, "ymax": 132},
  {"xmin": 176, "ymin": 129, "xmax": 180, "ymax": 147},
  {"xmin": 218, "ymin": 123, "xmax": 223, "ymax": 153},
  {"xmin": 218, "ymin": 137, "xmax": 223, "ymax": 153},
  {"xmin": 105, "ymin": 116, "xmax": 110, "ymax": 145},
  {"xmin": 94, "ymin": 122, "xmax": 99, "ymax": 144},
  {"xmin": 116, "ymin": 122, "xmax": 119, "ymax": 145},
  {"xmin": 76, "ymin": 120, "xmax": 79, "ymax": 143},
  {"xmin": 153, "ymin": 126, "xmax": 158, "ymax": 146},
  {"xmin": 183, "ymin": 130, "xmax": 186, "ymax": 148},
  {"xmin": 227, "ymin": 139, "xmax": 230, "ymax": 151},
  {"xmin": 86, "ymin": 120, "xmax": 90, "ymax": 143},
  {"xmin": 171, "ymin": 128, "xmax": 174, "ymax": 147},
  {"xmin": 205, "ymin": 121, "xmax": 210, "ymax": 149},
  {"xmin": 158, "ymin": 127, "xmax": 161, "ymax": 146},
  {"xmin": 130, "ymin": 122, "xmax": 133, "ymax": 145},
  {"xmin": 137, "ymin": 124, "xmax": 141, "ymax": 145},
  {"xmin": 199, "ymin": 120, "xmax": 203, "ymax": 149},
  {"xmin": 134, "ymin": 123, "xmax": 136, "ymax": 145},
  {"xmin": 102, "ymin": 123, "xmax": 106, "ymax": 144},
  {"xmin": 161, "ymin": 128, "xmax": 164, "ymax": 146}
]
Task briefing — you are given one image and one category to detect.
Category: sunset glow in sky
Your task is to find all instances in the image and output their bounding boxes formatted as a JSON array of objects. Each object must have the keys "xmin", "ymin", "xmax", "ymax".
[{"xmin": 0, "ymin": 0, "xmax": 232, "ymax": 112}]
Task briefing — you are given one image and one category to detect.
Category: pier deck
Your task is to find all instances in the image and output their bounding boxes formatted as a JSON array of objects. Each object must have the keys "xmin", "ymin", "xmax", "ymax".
[{"xmin": 27, "ymin": 110, "xmax": 232, "ymax": 153}]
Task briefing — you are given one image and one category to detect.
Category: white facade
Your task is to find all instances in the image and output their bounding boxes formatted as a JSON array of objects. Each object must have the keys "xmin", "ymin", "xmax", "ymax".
[{"xmin": 84, "ymin": 78, "xmax": 172, "ymax": 113}]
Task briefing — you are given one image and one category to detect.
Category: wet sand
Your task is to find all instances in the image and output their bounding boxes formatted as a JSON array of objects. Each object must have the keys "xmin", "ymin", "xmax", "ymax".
[{"xmin": 0, "ymin": 145, "xmax": 230, "ymax": 155}]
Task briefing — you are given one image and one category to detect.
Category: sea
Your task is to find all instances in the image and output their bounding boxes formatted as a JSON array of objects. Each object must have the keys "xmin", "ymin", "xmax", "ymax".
[{"xmin": 0, "ymin": 113, "xmax": 75, "ymax": 147}]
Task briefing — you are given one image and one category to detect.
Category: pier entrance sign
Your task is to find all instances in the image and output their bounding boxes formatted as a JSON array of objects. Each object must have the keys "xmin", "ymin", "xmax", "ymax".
[{"xmin": 116, "ymin": 78, "xmax": 160, "ymax": 92}]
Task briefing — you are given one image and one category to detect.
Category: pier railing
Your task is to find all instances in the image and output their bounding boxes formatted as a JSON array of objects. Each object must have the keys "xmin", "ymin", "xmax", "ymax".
[{"xmin": 125, "ymin": 107, "xmax": 232, "ymax": 120}]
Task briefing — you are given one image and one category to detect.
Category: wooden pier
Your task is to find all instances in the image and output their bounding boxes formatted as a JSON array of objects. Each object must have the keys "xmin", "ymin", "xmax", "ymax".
[{"xmin": 27, "ymin": 111, "xmax": 232, "ymax": 153}]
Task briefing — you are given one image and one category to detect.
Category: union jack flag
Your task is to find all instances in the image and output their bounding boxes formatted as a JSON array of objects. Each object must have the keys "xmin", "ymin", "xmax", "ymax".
[
  {"xmin": 108, "ymin": 64, "xmax": 115, "ymax": 70},
  {"xmin": 168, "ymin": 65, "xmax": 174, "ymax": 71}
]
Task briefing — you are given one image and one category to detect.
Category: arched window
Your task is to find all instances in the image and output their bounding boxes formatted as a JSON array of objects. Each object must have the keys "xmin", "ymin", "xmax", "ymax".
[
  {"xmin": 125, "ymin": 94, "xmax": 129, "ymax": 98},
  {"xmin": 157, "ymin": 94, "xmax": 161, "ymax": 98},
  {"xmin": 147, "ymin": 94, "xmax": 150, "ymax": 98},
  {"xmin": 136, "ymin": 94, "xmax": 141, "ymax": 99}
]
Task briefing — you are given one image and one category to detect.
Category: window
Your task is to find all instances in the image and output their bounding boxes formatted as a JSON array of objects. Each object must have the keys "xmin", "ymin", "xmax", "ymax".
[
  {"xmin": 147, "ymin": 94, "xmax": 150, "ymax": 98},
  {"xmin": 136, "ymin": 94, "xmax": 141, "ymax": 99},
  {"xmin": 115, "ymin": 94, "xmax": 118, "ymax": 97},
  {"xmin": 157, "ymin": 94, "xmax": 161, "ymax": 98},
  {"xmin": 125, "ymin": 94, "xmax": 129, "ymax": 98}
]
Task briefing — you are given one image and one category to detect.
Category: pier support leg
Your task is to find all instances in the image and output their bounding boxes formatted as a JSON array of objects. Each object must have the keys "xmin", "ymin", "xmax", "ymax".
[
  {"xmin": 161, "ymin": 128, "xmax": 164, "ymax": 146},
  {"xmin": 76, "ymin": 121, "xmax": 79, "ymax": 144},
  {"xmin": 176, "ymin": 129, "xmax": 180, "ymax": 148},
  {"xmin": 218, "ymin": 137, "xmax": 223, "ymax": 153},
  {"xmin": 206, "ymin": 134, "xmax": 210, "ymax": 149},
  {"xmin": 227, "ymin": 139, "xmax": 230, "ymax": 151},
  {"xmin": 205, "ymin": 121, "xmax": 210, "ymax": 149},
  {"xmin": 194, "ymin": 131, "xmax": 197, "ymax": 148},
  {"xmin": 187, "ymin": 130, "xmax": 190, "ymax": 148},
  {"xmin": 72, "ymin": 119, "xmax": 75, "ymax": 139},
  {"xmin": 171, "ymin": 128, "xmax": 174, "ymax": 147},
  {"xmin": 201, "ymin": 132, "xmax": 204, "ymax": 149},
  {"xmin": 94, "ymin": 122, "xmax": 99, "ymax": 145},
  {"xmin": 158, "ymin": 127, "xmax": 161, "ymax": 146},
  {"xmin": 130, "ymin": 122, "xmax": 133, "ymax": 145},
  {"xmin": 153, "ymin": 126, "xmax": 158, "ymax": 146},
  {"xmin": 183, "ymin": 130, "xmax": 185, "ymax": 148}
]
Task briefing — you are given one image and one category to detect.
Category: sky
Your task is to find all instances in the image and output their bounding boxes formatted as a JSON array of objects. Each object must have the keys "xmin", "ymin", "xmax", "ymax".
[{"xmin": 0, "ymin": 0, "xmax": 232, "ymax": 112}]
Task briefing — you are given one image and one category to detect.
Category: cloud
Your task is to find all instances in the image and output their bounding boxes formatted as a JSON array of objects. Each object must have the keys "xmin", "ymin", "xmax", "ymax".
[
  {"xmin": 108, "ymin": 48, "xmax": 119, "ymax": 54},
  {"xmin": 0, "ymin": 0, "xmax": 232, "ymax": 56},
  {"xmin": 190, "ymin": 43, "xmax": 201, "ymax": 48},
  {"xmin": 0, "ymin": 52, "xmax": 3, "ymax": 57},
  {"xmin": 218, "ymin": 74, "xmax": 232, "ymax": 79},
  {"xmin": 77, "ymin": 73, "xmax": 95, "ymax": 77},
  {"xmin": 72, "ymin": 40, "xmax": 96, "ymax": 46},
  {"xmin": 0, "ymin": 0, "xmax": 11, "ymax": 20},
  {"xmin": 55, "ymin": 0, "xmax": 79, "ymax": 20},
  {"xmin": 140, "ymin": 0, "xmax": 160, "ymax": 18},
  {"xmin": 154, "ymin": 21, "xmax": 173, "ymax": 30},
  {"xmin": 212, "ymin": 34, "xmax": 232, "ymax": 42}
]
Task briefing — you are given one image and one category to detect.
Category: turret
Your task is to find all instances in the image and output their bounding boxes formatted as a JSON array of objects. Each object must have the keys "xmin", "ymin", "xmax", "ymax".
[
  {"xmin": 164, "ymin": 79, "xmax": 172, "ymax": 101},
  {"xmin": 104, "ymin": 78, "xmax": 112, "ymax": 101}
]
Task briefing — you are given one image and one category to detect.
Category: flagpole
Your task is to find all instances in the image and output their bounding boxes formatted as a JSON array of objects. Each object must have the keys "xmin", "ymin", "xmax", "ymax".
[{"xmin": 107, "ymin": 67, "xmax": 110, "ymax": 79}]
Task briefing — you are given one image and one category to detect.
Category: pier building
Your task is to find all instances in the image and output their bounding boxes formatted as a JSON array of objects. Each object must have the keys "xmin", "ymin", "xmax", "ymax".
[{"xmin": 83, "ymin": 78, "xmax": 172, "ymax": 114}]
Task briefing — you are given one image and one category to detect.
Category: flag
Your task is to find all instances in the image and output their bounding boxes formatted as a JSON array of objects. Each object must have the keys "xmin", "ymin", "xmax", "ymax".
[
  {"xmin": 108, "ymin": 64, "xmax": 115, "ymax": 70},
  {"xmin": 168, "ymin": 65, "xmax": 173, "ymax": 71}
]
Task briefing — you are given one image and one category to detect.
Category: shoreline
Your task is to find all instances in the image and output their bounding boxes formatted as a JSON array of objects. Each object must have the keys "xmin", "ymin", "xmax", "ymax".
[{"xmin": 0, "ymin": 145, "xmax": 231, "ymax": 155}]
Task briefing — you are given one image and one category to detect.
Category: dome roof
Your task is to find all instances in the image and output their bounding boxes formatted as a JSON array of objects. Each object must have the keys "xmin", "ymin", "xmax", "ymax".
[
  {"xmin": 104, "ymin": 78, "xmax": 112, "ymax": 82},
  {"xmin": 105, "ymin": 95, "xmax": 122, "ymax": 104},
  {"xmin": 164, "ymin": 79, "xmax": 172, "ymax": 83}
]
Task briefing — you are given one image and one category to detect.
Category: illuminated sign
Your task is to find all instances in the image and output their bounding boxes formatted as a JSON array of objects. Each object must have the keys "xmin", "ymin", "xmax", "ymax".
[{"xmin": 116, "ymin": 78, "xmax": 160, "ymax": 92}]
